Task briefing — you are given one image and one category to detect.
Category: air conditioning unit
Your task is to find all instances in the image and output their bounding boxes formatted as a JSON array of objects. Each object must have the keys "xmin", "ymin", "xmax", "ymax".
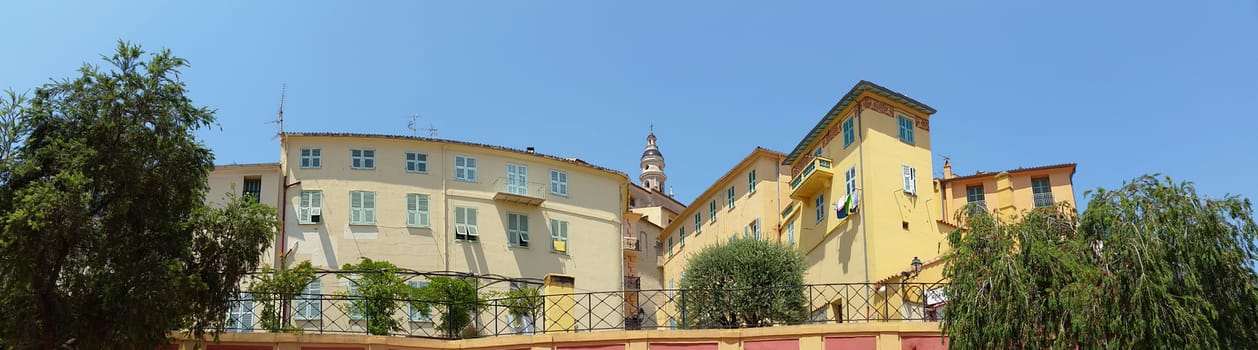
[{"xmin": 310, "ymin": 209, "xmax": 322, "ymax": 223}]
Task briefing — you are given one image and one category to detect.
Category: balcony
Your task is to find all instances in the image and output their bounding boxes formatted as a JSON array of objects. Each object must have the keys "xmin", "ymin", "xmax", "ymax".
[
  {"xmin": 624, "ymin": 275, "xmax": 641, "ymax": 290},
  {"xmin": 623, "ymin": 236, "xmax": 641, "ymax": 251},
  {"xmin": 492, "ymin": 177, "xmax": 546, "ymax": 206},
  {"xmin": 1033, "ymin": 192, "xmax": 1054, "ymax": 208},
  {"xmin": 789, "ymin": 157, "xmax": 834, "ymax": 200}
]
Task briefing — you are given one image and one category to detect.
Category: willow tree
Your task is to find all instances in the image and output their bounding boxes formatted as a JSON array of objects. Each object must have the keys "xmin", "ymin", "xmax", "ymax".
[
  {"xmin": 943, "ymin": 175, "xmax": 1258, "ymax": 349},
  {"xmin": 0, "ymin": 42, "xmax": 277, "ymax": 349}
]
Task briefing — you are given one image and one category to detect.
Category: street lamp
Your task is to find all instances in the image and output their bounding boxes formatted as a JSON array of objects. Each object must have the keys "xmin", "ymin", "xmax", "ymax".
[{"xmin": 901, "ymin": 257, "xmax": 924, "ymax": 280}]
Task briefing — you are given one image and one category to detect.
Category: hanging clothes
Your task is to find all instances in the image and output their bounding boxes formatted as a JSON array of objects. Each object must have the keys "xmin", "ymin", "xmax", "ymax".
[
  {"xmin": 848, "ymin": 191, "xmax": 860, "ymax": 214},
  {"xmin": 835, "ymin": 194, "xmax": 850, "ymax": 220}
]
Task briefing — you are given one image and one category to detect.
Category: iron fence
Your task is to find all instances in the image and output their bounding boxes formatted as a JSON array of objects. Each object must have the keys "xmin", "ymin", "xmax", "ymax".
[{"xmin": 222, "ymin": 282, "xmax": 947, "ymax": 339}]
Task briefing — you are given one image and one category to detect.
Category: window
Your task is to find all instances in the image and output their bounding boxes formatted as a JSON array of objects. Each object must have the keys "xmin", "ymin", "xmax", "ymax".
[
  {"xmin": 508, "ymin": 213, "xmax": 530, "ymax": 248},
  {"xmin": 727, "ymin": 186, "xmax": 736, "ymax": 208},
  {"xmin": 242, "ymin": 178, "xmax": 262, "ymax": 202},
  {"xmin": 405, "ymin": 152, "xmax": 428, "ymax": 173},
  {"xmin": 454, "ymin": 207, "xmax": 479, "ymax": 241},
  {"xmin": 810, "ymin": 307, "xmax": 828, "ymax": 323},
  {"xmin": 346, "ymin": 277, "xmax": 364, "ymax": 320},
  {"xmin": 550, "ymin": 219, "xmax": 569, "ymax": 253},
  {"xmin": 967, "ymin": 186, "xmax": 987, "ymax": 215},
  {"xmin": 1032, "ymin": 178, "xmax": 1054, "ymax": 208},
  {"xmin": 295, "ymin": 279, "xmax": 321, "ymax": 320},
  {"xmin": 406, "ymin": 194, "xmax": 430, "ymax": 227},
  {"xmin": 815, "ymin": 194, "xmax": 825, "ymax": 223},
  {"xmin": 227, "ymin": 293, "xmax": 253, "ymax": 332},
  {"xmin": 299, "ymin": 191, "xmax": 322, "ymax": 224},
  {"xmin": 709, "ymin": 200, "xmax": 717, "ymax": 222},
  {"xmin": 408, "ymin": 280, "xmax": 431, "ymax": 322},
  {"xmin": 349, "ymin": 191, "xmax": 376, "ymax": 225},
  {"xmin": 694, "ymin": 213, "xmax": 702, "ymax": 234},
  {"xmin": 902, "ymin": 165, "xmax": 917, "ymax": 195},
  {"xmin": 813, "ymin": 147, "xmax": 822, "ymax": 157},
  {"xmin": 668, "ymin": 237, "xmax": 674, "ymax": 255},
  {"xmin": 679, "ymin": 226, "xmax": 685, "ymax": 245},
  {"xmin": 506, "ymin": 164, "xmax": 528, "ymax": 195},
  {"xmin": 550, "ymin": 170, "xmax": 568, "ymax": 196},
  {"xmin": 845, "ymin": 167, "xmax": 857, "ymax": 195},
  {"xmin": 300, "ymin": 148, "xmax": 321, "ymax": 168},
  {"xmin": 350, "ymin": 149, "xmax": 375, "ymax": 170},
  {"xmin": 786, "ymin": 220, "xmax": 796, "ymax": 245},
  {"xmin": 842, "ymin": 117, "xmax": 855, "ymax": 147},
  {"xmin": 748, "ymin": 170, "xmax": 757, "ymax": 194},
  {"xmin": 454, "ymin": 156, "xmax": 477, "ymax": 181},
  {"xmin": 748, "ymin": 218, "xmax": 761, "ymax": 240},
  {"xmin": 898, "ymin": 116, "xmax": 916, "ymax": 144}
]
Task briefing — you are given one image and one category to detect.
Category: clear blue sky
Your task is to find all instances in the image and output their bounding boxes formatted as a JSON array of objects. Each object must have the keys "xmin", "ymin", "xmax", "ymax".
[{"xmin": 3, "ymin": 1, "xmax": 1257, "ymax": 208}]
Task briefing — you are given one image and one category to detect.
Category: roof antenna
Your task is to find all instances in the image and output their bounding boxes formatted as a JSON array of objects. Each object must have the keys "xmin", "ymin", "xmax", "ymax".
[
  {"xmin": 267, "ymin": 83, "xmax": 286, "ymax": 140},
  {"xmin": 408, "ymin": 113, "xmax": 438, "ymax": 137}
]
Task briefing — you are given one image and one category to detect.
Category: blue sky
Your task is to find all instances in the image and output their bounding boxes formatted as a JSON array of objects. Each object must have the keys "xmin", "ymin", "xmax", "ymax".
[{"xmin": 3, "ymin": 1, "xmax": 1256, "ymax": 208}]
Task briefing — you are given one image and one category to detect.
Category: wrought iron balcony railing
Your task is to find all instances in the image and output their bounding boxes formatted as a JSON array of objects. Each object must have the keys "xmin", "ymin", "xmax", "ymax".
[
  {"xmin": 1033, "ymin": 192, "xmax": 1054, "ymax": 208},
  {"xmin": 221, "ymin": 281, "xmax": 947, "ymax": 339}
]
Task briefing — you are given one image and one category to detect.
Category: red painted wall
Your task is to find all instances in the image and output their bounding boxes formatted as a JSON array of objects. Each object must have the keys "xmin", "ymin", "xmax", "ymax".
[
  {"xmin": 300, "ymin": 347, "xmax": 364, "ymax": 350},
  {"xmin": 559, "ymin": 345, "xmax": 626, "ymax": 350},
  {"xmin": 207, "ymin": 346, "xmax": 272, "ymax": 350},
  {"xmin": 745, "ymin": 339, "xmax": 799, "ymax": 350},
  {"xmin": 899, "ymin": 336, "xmax": 947, "ymax": 350},
  {"xmin": 651, "ymin": 342, "xmax": 719, "ymax": 350},
  {"xmin": 824, "ymin": 336, "xmax": 876, "ymax": 350}
]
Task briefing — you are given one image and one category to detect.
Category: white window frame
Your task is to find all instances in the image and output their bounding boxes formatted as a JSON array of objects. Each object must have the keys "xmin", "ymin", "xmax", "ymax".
[
  {"xmin": 455, "ymin": 207, "xmax": 479, "ymax": 242},
  {"xmin": 845, "ymin": 167, "xmax": 857, "ymax": 195},
  {"xmin": 748, "ymin": 169, "xmax": 756, "ymax": 194},
  {"xmin": 786, "ymin": 220, "xmax": 796, "ymax": 246},
  {"xmin": 298, "ymin": 190, "xmax": 323, "ymax": 224},
  {"xmin": 815, "ymin": 194, "xmax": 825, "ymax": 223},
  {"xmin": 550, "ymin": 219, "xmax": 569, "ymax": 253},
  {"xmin": 294, "ymin": 279, "xmax": 321, "ymax": 320},
  {"xmin": 350, "ymin": 149, "xmax": 375, "ymax": 170},
  {"xmin": 405, "ymin": 152, "xmax": 428, "ymax": 173},
  {"xmin": 454, "ymin": 155, "xmax": 477, "ymax": 181},
  {"xmin": 346, "ymin": 276, "xmax": 364, "ymax": 320},
  {"xmin": 694, "ymin": 213, "xmax": 701, "ymax": 234},
  {"xmin": 749, "ymin": 218, "xmax": 761, "ymax": 240},
  {"xmin": 507, "ymin": 163, "xmax": 529, "ymax": 195},
  {"xmin": 550, "ymin": 170, "xmax": 568, "ymax": 196},
  {"xmin": 508, "ymin": 213, "xmax": 530, "ymax": 248},
  {"xmin": 902, "ymin": 165, "xmax": 917, "ymax": 195},
  {"xmin": 300, "ymin": 148, "xmax": 321, "ymax": 169},
  {"xmin": 406, "ymin": 194, "xmax": 430, "ymax": 228},
  {"xmin": 408, "ymin": 280, "xmax": 432, "ymax": 322},
  {"xmin": 227, "ymin": 292, "xmax": 254, "ymax": 332},
  {"xmin": 349, "ymin": 191, "xmax": 376, "ymax": 225}
]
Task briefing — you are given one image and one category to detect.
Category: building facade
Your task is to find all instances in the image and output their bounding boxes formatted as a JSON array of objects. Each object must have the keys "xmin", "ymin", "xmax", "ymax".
[{"xmin": 936, "ymin": 160, "xmax": 1077, "ymax": 222}]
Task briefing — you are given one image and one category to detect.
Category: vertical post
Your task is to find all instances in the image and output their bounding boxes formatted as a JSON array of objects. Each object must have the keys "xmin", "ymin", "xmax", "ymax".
[
  {"xmin": 678, "ymin": 288, "xmax": 685, "ymax": 329},
  {"xmin": 318, "ymin": 294, "xmax": 324, "ymax": 334},
  {"xmin": 587, "ymin": 293, "xmax": 593, "ymax": 332}
]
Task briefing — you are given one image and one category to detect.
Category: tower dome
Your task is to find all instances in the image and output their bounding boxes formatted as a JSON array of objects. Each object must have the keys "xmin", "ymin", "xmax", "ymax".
[{"xmin": 640, "ymin": 130, "xmax": 667, "ymax": 192}]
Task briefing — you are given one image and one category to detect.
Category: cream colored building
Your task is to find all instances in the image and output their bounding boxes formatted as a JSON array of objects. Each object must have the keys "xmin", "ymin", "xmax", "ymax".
[{"xmin": 206, "ymin": 163, "xmax": 284, "ymax": 267}]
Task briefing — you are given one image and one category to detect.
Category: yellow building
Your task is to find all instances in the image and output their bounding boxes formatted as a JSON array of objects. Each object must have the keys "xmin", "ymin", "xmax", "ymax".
[
  {"xmin": 936, "ymin": 160, "xmax": 1077, "ymax": 222},
  {"xmin": 654, "ymin": 147, "xmax": 792, "ymax": 327}
]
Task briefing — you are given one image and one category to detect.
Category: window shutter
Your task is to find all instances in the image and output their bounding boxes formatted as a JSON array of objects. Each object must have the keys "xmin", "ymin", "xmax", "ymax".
[
  {"xmin": 418, "ymin": 195, "xmax": 429, "ymax": 227},
  {"xmin": 520, "ymin": 215, "xmax": 529, "ymax": 243},
  {"xmin": 350, "ymin": 192, "xmax": 362, "ymax": 223}
]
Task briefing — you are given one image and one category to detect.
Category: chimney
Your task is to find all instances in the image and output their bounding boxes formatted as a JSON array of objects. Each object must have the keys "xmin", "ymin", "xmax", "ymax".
[
  {"xmin": 668, "ymin": 186, "xmax": 674, "ymax": 198},
  {"xmin": 943, "ymin": 159, "xmax": 954, "ymax": 179},
  {"xmin": 526, "ymin": 147, "xmax": 535, "ymax": 154}
]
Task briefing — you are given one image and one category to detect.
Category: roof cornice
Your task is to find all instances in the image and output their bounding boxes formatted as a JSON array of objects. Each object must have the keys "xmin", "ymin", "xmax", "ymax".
[{"xmin": 783, "ymin": 80, "xmax": 936, "ymax": 166}]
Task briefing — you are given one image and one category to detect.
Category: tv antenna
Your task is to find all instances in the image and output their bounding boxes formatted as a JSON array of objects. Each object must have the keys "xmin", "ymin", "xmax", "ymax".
[
  {"xmin": 408, "ymin": 114, "xmax": 438, "ymax": 137},
  {"xmin": 267, "ymin": 83, "xmax": 287, "ymax": 140}
]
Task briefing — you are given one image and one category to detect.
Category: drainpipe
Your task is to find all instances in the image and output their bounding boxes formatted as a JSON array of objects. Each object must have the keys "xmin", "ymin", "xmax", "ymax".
[
  {"xmin": 856, "ymin": 103, "xmax": 873, "ymax": 308},
  {"xmin": 442, "ymin": 144, "xmax": 451, "ymax": 271},
  {"xmin": 281, "ymin": 176, "xmax": 302, "ymax": 269}
]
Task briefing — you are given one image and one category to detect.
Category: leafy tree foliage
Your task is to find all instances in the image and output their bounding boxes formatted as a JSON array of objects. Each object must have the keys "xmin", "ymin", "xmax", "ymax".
[
  {"xmin": 944, "ymin": 175, "xmax": 1258, "ymax": 349},
  {"xmin": 247, "ymin": 261, "xmax": 318, "ymax": 333},
  {"xmin": 679, "ymin": 238, "xmax": 807, "ymax": 328},
  {"xmin": 0, "ymin": 41, "xmax": 278, "ymax": 349},
  {"xmin": 337, "ymin": 258, "xmax": 415, "ymax": 336},
  {"xmin": 413, "ymin": 276, "xmax": 485, "ymax": 338}
]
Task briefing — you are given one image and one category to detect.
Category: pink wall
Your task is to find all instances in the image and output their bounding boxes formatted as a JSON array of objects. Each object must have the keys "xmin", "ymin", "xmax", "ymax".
[
  {"xmin": 824, "ymin": 336, "xmax": 875, "ymax": 350},
  {"xmin": 560, "ymin": 345, "xmax": 626, "ymax": 350},
  {"xmin": 899, "ymin": 336, "xmax": 946, "ymax": 350},
  {"xmin": 651, "ymin": 342, "xmax": 719, "ymax": 350},
  {"xmin": 745, "ymin": 339, "xmax": 799, "ymax": 350}
]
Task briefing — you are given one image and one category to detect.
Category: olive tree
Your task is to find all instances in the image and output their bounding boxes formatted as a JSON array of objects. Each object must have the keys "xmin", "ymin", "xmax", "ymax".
[{"xmin": 678, "ymin": 238, "xmax": 807, "ymax": 328}]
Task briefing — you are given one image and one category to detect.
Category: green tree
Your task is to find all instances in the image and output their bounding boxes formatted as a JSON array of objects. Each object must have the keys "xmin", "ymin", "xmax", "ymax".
[
  {"xmin": 336, "ymin": 258, "xmax": 414, "ymax": 336},
  {"xmin": 412, "ymin": 276, "xmax": 485, "ymax": 338},
  {"xmin": 679, "ymin": 238, "xmax": 807, "ymax": 328},
  {"xmin": 247, "ymin": 261, "xmax": 318, "ymax": 332},
  {"xmin": 0, "ymin": 41, "xmax": 278, "ymax": 349},
  {"xmin": 943, "ymin": 175, "xmax": 1258, "ymax": 349}
]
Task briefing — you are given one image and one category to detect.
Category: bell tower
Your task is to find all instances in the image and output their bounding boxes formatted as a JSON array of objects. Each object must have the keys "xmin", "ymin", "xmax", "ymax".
[{"xmin": 640, "ymin": 129, "xmax": 667, "ymax": 192}]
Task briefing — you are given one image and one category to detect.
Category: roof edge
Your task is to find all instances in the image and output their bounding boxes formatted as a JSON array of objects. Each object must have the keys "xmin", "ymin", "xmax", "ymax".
[{"xmin": 783, "ymin": 80, "xmax": 936, "ymax": 166}]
